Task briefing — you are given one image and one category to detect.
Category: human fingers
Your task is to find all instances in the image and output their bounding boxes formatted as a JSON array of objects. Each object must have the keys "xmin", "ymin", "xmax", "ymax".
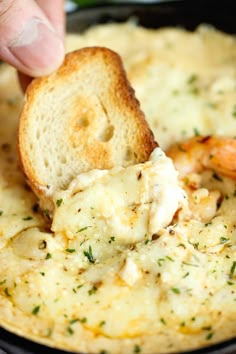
[
  {"xmin": 17, "ymin": 0, "xmax": 65, "ymax": 90},
  {"xmin": 36, "ymin": 0, "xmax": 65, "ymax": 39},
  {"xmin": 0, "ymin": 0, "xmax": 65, "ymax": 77},
  {"xmin": 17, "ymin": 71, "xmax": 32, "ymax": 92}
]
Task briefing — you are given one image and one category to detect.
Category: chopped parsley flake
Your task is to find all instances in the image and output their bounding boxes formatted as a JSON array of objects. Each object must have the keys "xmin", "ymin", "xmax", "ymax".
[
  {"xmin": 32, "ymin": 305, "xmax": 40, "ymax": 315},
  {"xmin": 22, "ymin": 216, "xmax": 33, "ymax": 221},
  {"xmin": 160, "ymin": 318, "xmax": 166, "ymax": 325},
  {"xmin": 206, "ymin": 332, "xmax": 214, "ymax": 340},
  {"xmin": 56, "ymin": 198, "xmax": 63, "ymax": 207},
  {"xmin": 166, "ymin": 256, "xmax": 174, "ymax": 262},
  {"xmin": 157, "ymin": 258, "xmax": 165, "ymax": 267},
  {"xmin": 84, "ymin": 245, "xmax": 95, "ymax": 263},
  {"xmin": 0, "ymin": 211, "xmax": 3, "ymax": 216},
  {"xmin": 88, "ymin": 286, "xmax": 97, "ymax": 296},
  {"xmin": 230, "ymin": 261, "xmax": 236, "ymax": 277},
  {"xmin": 193, "ymin": 127, "xmax": 200, "ymax": 136},
  {"xmin": 177, "ymin": 243, "xmax": 186, "ymax": 248},
  {"xmin": 45, "ymin": 253, "xmax": 52, "ymax": 260},
  {"xmin": 69, "ymin": 318, "xmax": 79, "ymax": 325},
  {"xmin": 99, "ymin": 320, "xmax": 106, "ymax": 327},
  {"xmin": 187, "ymin": 74, "xmax": 198, "ymax": 84},
  {"xmin": 134, "ymin": 344, "xmax": 141, "ymax": 353},
  {"xmin": 183, "ymin": 272, "xmax": 190, "ymax": 278},
  {"xmin": 171, "ymin": 287, "xmax": 181, "ymax": 294},
  {"xmin": 190, "ymin": 87, "xmax": 199, "ymax": 95},
  {"xmin": 80, "ymin": 317, "xmax": 87, "ymax": 323},
  {"xmin": 66, "ymin": 326, "xmax": 74, "ymax": 335},
  {"xmin": 77, "ymin": 226, "xmax": 92, "ymax": 233},
  {"xmin": 66, "ymin": 248, "xmax": 76, "ymax": 253},
  {"xmin": 108, "ymin": 236, "xmax": 115, "ymax": 243},
  {"xmin": 232, "ymin": 105, "xmax": 236, "ymax": 117},
  {"xmin": 220, "ymin": 237, "xmax": 229, "ymax": 244}
]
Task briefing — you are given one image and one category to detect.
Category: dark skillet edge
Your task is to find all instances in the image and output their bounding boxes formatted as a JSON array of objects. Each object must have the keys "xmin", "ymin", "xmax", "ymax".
[
  {"xmin": 66, "ymin": 1, "xmax": 236, "ymax": 34},
  {"xmin": 1, "ymin": 1, "xmax": 236, "ymax": 353},
  {"xmin": 0, "ymin": 324, "xmax": 236, "ymax": 354}
]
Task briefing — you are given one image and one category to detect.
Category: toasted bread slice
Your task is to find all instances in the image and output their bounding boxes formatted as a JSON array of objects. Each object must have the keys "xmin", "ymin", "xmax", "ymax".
[{"xmin": 18, "ymin": 47, "xmax": 157, "ymax": 210}]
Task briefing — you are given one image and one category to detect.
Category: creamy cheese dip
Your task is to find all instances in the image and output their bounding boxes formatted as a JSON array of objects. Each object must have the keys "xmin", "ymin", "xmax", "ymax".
[{"xmin": 0, "ymin": 23, "xmax": 236, "ymax": 354}]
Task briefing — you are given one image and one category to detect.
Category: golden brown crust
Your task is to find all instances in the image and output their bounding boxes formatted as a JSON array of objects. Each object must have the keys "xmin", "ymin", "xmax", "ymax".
[{"xmin": 18, "ymin": 47, "xmax": 157, "ymax": 206}]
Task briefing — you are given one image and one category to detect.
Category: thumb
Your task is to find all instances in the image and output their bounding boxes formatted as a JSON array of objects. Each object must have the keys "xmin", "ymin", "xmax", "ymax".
[{"xmin": 0, "ymin": 0, "xmax": 65, "ymax": 77}]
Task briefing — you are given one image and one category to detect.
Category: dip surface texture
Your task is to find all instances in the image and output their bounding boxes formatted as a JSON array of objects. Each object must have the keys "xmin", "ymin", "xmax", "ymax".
[{"xmin": 0, "ymin": 23, "xmax": 236, "ymax": 354}]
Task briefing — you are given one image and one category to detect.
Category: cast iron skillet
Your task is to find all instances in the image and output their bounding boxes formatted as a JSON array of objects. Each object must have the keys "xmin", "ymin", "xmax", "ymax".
[{"xmin": 0, "ymin": 1, "xmax": 236, "ymax": 353}]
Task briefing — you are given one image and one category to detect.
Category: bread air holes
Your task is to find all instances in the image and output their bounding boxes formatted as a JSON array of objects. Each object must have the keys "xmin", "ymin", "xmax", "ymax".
[
  {"xmin": 44, "ymin": 158, "xmax": 49, "ymax": 168},
  {"xmin": 56, "ymin": 168, "xmax": 63, "ymax": 177},
  {"xmin": 97, "ymin": 125, "xmax": 114, "ymax": 142},
  {"xmin": 36, "ymin": 129, "xmax": 40, "ymax": 139},
  {"xmin": 59, "ymin": 155, "xmax": 67, "ymax": 164}
]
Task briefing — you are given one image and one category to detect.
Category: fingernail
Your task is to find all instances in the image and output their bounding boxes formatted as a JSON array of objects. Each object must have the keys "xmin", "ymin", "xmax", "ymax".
[{"xmin": 9, "ymin": 17, "xmax": 64, "ymax": 76}]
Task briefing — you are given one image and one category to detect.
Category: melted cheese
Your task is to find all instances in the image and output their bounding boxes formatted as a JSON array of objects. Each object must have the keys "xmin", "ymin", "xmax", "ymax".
[
  {"xmin": 52, "ymin": 148, "xmax": 187, "ymax": 245},
  {"xmin": 66, "ymin": 23, "xmax": 236, "ymax": 150}
]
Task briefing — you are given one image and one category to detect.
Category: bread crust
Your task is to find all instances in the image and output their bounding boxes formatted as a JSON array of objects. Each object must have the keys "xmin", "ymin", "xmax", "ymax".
[{"xmin": 18, "ymin": 47, "xmax": 157, "ymax": 209}]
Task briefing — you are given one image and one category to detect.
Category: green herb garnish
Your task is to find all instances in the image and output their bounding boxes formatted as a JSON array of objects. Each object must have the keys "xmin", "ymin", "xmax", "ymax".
[
  {"xmin": 88, "ymin": 286, "xmax": 97, "ymax": 295},
  {"xmin": 171, "ymin": 287, "xmax": 181, "ymax": 294},
  {"xmin": 45, "ymin": 253, "xmax": 52, "ymax": 259},
  {"xmin": 220, "ymin": 237, "xmax": 229, "ymax": 244},
  {"xmin": 22, "ymin": 216, "xmax": 33, "ymax": 221},
  {"xmin": 56, "ymin": 198, "xmax": 63, "ymax": 207},
  {"xmin": 77, "ymin": 226, "xmax": 92, "ymax": 233},
  {"xmin": 134, "ymin": 344, "xmax": 141, "ymax": 353},
  {"xmin": 193, "ymin": 127, "xmax": 200, "ymax": 136},
  {"xmin": 230, "ymin": 261, "xmax": 236, "ymax": 277},
  {"xmin": 66, "ymin": 248, "xmax": 76, "ymax": 253},
  {"xmin": 84, "ymin": 245, "xmax": 95, "ymax": 263},
  {"xmin": 32, "ymin": 305, "xmax": 40, "ymax": 315}
]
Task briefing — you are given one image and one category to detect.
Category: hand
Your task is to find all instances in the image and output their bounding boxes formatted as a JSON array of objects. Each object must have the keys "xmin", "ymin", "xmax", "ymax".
[{"xmin": 0, "ymin": 0, "xmax": 65, "ymax": 89}]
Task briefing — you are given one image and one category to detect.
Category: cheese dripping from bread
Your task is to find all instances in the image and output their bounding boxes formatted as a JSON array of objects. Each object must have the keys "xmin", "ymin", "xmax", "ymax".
[{"xmin": 52, "ymin": 148, "xmax": 187, "ymax": 245}]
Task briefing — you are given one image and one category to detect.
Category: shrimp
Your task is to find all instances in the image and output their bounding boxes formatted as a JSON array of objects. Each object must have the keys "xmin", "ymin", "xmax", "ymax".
[
  {"xmin": 166, "ymin": 135, "xmax": 236, "ymax": 180},
  {"xmin": 166, "ymin": 135, "xmax": 236, "ymax": 222}
]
